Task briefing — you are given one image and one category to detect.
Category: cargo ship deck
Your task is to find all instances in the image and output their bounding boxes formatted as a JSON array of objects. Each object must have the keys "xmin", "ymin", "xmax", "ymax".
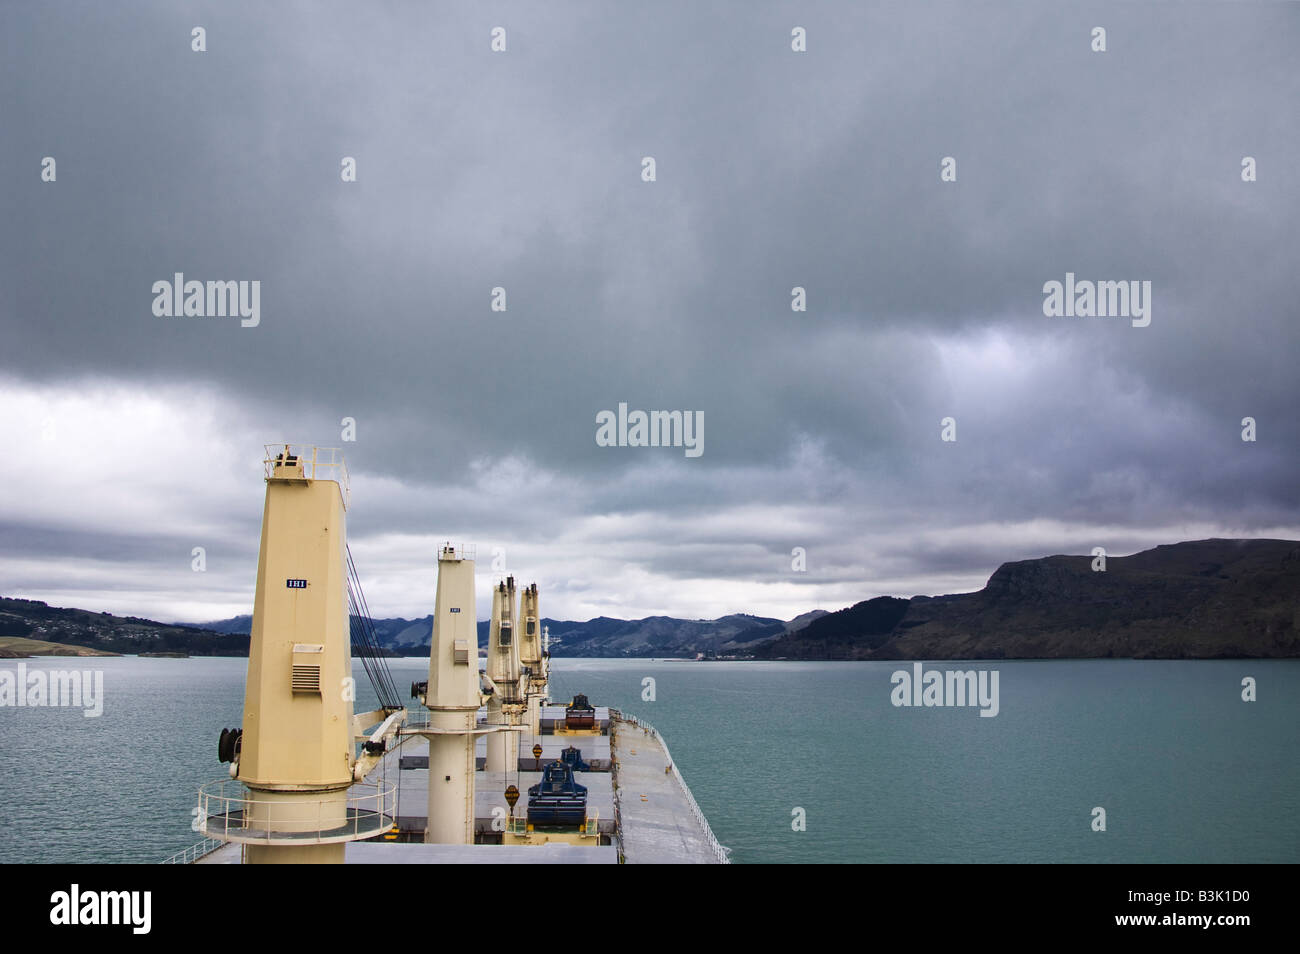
[{"xmin": 189, "ymin": 708, "xmax": 726, "ymax": 864}]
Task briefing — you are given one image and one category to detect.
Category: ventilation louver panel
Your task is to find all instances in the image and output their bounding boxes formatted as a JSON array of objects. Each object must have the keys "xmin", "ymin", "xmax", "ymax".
[
  {"xmin": 291, "ymin": 665, "xmax": 321, "ymax": 692},
  {"xmin": 291, "ymin": 643, "xmax": 324, "ymax": 694}
]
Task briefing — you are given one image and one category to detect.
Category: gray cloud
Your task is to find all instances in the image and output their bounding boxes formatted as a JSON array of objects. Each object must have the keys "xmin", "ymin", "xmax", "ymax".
[{"xmin": 3, "ymin": 1, "xmax": 1298, "ymax": 622}]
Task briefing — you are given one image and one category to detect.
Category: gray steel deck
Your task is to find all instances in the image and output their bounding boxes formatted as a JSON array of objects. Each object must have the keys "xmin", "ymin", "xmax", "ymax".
[{"xmin": 610, "ymin": 716, "xmax": 725, "ymax": 864}]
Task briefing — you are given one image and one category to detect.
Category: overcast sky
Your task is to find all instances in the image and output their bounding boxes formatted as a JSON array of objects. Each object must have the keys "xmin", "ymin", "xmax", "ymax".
[{"xmin": 3, "ymin": 1, "xmax": 1297, "ymax": 624}]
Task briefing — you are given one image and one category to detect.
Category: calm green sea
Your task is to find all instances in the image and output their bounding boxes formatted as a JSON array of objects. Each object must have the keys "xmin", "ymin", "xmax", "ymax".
[{"xmin": 1, "ymin": 656, "xmax": 1295, "ymax": 863}]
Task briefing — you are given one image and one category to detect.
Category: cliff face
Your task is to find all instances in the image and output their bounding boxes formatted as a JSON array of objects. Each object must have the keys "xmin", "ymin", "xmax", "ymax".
[{"xmin": 757, "ymin": 539, "xmax": 1300, "ymax": 660}]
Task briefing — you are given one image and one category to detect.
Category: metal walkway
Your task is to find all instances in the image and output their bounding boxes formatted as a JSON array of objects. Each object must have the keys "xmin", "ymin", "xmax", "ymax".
[{"xmin": 610, "ymin": 713, "xmax": 728, "ymax": 864}]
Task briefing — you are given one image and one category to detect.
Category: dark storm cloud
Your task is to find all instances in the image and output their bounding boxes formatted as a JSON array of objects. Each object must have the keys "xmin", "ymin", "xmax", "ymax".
[{"xmin": 3, "ymin": 1, "xmax": 1298, "ymax": 619}]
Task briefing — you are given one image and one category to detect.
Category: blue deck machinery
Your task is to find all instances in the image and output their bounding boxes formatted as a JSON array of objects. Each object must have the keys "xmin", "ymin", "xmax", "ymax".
[
  {"xmin": 560, "ymin": 745, "xmax": 590, "ymax": 771},
  {"xmin": 526, "ymin": 759, "xmax": 588, "ymax": 827}
]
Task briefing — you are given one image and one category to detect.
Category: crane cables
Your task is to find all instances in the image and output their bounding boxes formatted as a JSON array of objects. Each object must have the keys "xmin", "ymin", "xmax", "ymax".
[{"xmin": 346, "ymin": 544, "xmax": 403, "ymax": 712}]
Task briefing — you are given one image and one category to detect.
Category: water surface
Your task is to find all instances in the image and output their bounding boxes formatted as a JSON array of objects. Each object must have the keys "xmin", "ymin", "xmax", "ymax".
[{"xmin": 1, "ymin": 656, "xmax": 1294, "ymax": 863}]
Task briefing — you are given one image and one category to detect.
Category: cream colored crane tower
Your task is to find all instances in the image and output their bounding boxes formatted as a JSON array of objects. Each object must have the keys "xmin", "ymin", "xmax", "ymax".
[
  {"xmin": 485, "ymin": 577, "xmax": 524, "ymax": 772},
  {"xmin": 197, "ymin": 446, "xmax": 401, "ymax": 864},
  {"xmin": 518, "ymin": 583, "xmax": 547, "ymax": 734},
  {"xmin": 421, "ymin": 545, "xmax": 482, "ymax": 843},
  {"xmin": 235, "ymin": 447, "xmax": 355, "ymax": 864}
]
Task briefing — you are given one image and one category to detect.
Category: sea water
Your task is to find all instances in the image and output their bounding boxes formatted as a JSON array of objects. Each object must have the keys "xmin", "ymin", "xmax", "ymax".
[{"xmin": 1, "ymin": 656, "xmax": 1295, "ymax": 863}]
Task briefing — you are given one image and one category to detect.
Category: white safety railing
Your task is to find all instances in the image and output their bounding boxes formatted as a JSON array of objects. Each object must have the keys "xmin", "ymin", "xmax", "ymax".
[
  {"xmin": 195, "ymin": 778, "xmax": 396, "ymax": 845},
  {"xmin": 263, "ymin": 444, "xmax": 350, "ymax": 509},
  {"xmin": 611, "ymin": 709, "xmax": 731, "ymax": 864},
  {"xmin": 436, "ymin": 541, "xmax": 476, "ymax": 562},
  {"xmin": 162, "ymin": 836, "xmax": 226, "ymax": 865},
  {"xmin": 402, "ymin": 711, "xmax": 432, "ymax": 730}
]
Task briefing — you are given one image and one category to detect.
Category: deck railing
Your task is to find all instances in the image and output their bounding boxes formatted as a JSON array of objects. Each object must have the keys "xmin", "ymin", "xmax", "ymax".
[
  {"xmin": 610, "ymin": 709, "xmax": 731, "ymax": 864},
  {"xmin": 436, "ymin": 541, "xmax": 476, "ymax": 562},
  {"xmin": 162, "ymin": 836, "xmax": 226, "ymax": 865},
  {"xmin": 195, "ymin": 778, "xmax": 396, "ymax": 845},
  {"xmin": 262, "ymin": 444, "xmax": 350, "ymax": 509}
]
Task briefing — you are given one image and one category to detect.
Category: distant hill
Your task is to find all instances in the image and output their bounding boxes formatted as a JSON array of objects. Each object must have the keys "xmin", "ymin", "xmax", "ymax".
[
  {"xmin": 196, "ymin": 611, "xmax": 787, "ymax": 657},
  {"xmin": 0, "ymin": 636, "xmax": 120, "ymax": 658},
  {"xmin": 543, "ymin": 613, "xmax": 786, "ymax": 657},
  {"xmin": 14, "ymin": 538, "xmax": 1296, "ymax": 661},
  {"xmin": 783, "ymin": 609, "xmax": 829, "ymax": 632},
  {"xmin": 755, "ymin": 539, "xmax": 1300, "ymax": 660},
  {"xmin": 0, "ymin": 599, "xmax": 249, "ymax": 656},
  {"xmin": 197, "ymin": 614, "xmax": 253, "ymax": 635}
]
